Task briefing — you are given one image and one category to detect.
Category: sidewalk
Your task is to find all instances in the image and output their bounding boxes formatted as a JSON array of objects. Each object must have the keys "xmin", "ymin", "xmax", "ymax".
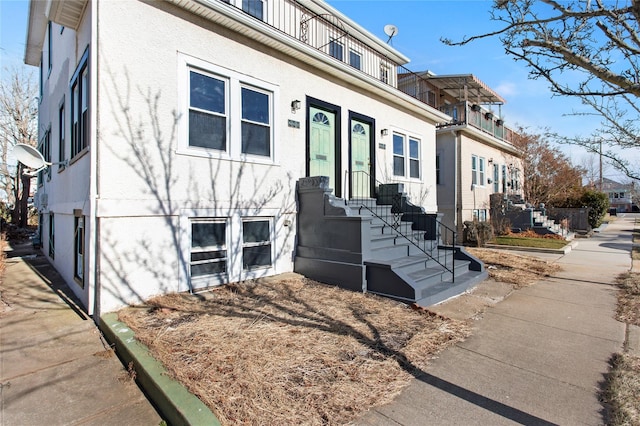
[
  {"xmin": 0, "ymin": 241, "xmax": 163, "ymax": 425},
  {"xmin": 357, "ymin": 215, "xmax": 634, "ymax": 425}
]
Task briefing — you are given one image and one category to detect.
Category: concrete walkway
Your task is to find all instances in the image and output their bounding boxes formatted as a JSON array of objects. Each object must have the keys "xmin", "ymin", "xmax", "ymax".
[
  {"xmin": 0, "ymin": 241, "xmax": 162, "ymax": 425},
  {"xmin": 358, "ymin": 215, "xmax": 634, "ymax": 425}
]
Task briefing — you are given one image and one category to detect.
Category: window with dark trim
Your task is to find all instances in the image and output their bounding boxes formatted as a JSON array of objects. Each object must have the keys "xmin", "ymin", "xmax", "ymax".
[
  {"xmin": 436, "ymin": 154, "xmax": 441, "ymax": 185},
  {"xmin": 70, "ymin": 50, "xmax": 89, "ymax": 158},
  {"xmin": 58, "ymin": 102, "xmax": 65, "ymax": 167},
  {"xmin": 329, "ymin": 38, "xmax": 344, "ymax": 61},
  {"xmin": 74, "ymin": 215, "xmax": 84, "ymax": 285},
  {"xmin": 349, "ymin": 50, "xmax": 361, "ymax": 70},
  {"xmin": 49, "ymin": 213, "xmax": 55, "ymax": 258},
  {"xmin": 493, "ymin": 164, "xmax": 499, "ymax": 192},
  {"xmin": 47, "ymin": 22, "xmax": 52, "ymax": 76}
]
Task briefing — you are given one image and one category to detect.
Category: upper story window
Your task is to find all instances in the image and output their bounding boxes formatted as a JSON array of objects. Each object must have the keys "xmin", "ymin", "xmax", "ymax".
[
  {"xmin": 70, "ymin": 49, "xmax": 89, "ymax": 158},
  {"xmin": 329, "ymin": 38, "xmax": 344, "ymax": 61},
  {"xmin": 222, "ymin": 0, "xmax": 264, "ymax": 20},
  {"xmin": 349, "ymin": 50, "xmax": 361, "ymax": 70},
  {"xmin": 380, "ymin": 63, "xmax": 390, "ymax": 84},
  {"xmin": 241, "ymin": 86, "xmax": 271, "ymax": 156},
  {"xmin": 181, "ymin": 54, "xmax": 276, "ymax": 162},
  {"xmin": 436, "ymin": 154, "xmax": 441, "ymax": 185},
  {"xmin": 58, "ymin": 102, "xmax": 65, "ymax": 167},
  {"xmin": 47, "ymin": 22, "xmax": 52, "ymax": 76}
]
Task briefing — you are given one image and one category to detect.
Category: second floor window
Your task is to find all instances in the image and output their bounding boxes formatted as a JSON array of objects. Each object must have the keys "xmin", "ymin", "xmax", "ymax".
[
  {"xmin": 189, "ymin": 71, "xmax": 227, "ymax": 151},
  {"xmin": 329, "ymin": 38, "xmax": 344, "ymax": 61},
  {"xmin": 70, "ymin": 50, "xmax": 89, "ymax": 158},
  {"xmin": 349, "ymin": 50, "xmax": 361, "ymax": 70}
]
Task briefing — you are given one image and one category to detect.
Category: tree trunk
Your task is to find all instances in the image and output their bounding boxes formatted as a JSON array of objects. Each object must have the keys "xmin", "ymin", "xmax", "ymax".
[{"xmin": 18, "ymin": 172, "xmax": 31, "ymax": 228}]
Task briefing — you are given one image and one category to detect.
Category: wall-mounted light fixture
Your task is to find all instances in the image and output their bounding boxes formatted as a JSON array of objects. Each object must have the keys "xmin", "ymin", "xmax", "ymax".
[
  {"xmin": 488, "ymin": 158, "xmax": 494, "ymax": 163},
  {"xmin": 381, "ymin": 129, "xmax": 389, "ymax": 136},
  {"xmin": 291, "ymin": 100, "xmax": 301, "ymax": 113}
]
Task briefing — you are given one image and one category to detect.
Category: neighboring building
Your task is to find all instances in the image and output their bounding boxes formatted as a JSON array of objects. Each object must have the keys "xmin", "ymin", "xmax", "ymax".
[
  {"xmin": 398, "ymin": 73, "xmax": 523, "ymax": 241},
  {"xmin": 601, "ymin": 178, "xmax": 637, "ymax": 213},
  {"xmin": 25, "ymin": 0, "xmax": 465, "ymax": 316}
]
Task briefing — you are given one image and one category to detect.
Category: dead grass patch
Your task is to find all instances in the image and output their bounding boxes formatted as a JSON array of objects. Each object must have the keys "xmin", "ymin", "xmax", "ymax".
[
  {"xmin": 467, "ymin": 248, "xmax": 561, "ymax": 288},
  {"xmin": 118, "ymin": 276, "xmax": 470, "ymax": 425},
  {"xmin": 603, "ymin": 353, "xmax": 640, "ymax": 426},
  {"xmin": 614, "ymin": 273, "xmax": 640, "ymax": 327}
]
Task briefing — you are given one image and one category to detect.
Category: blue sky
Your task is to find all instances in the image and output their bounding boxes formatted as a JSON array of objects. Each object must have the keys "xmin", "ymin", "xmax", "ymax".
[{"xmin": 1, "ymin": 0, "xmax": 599, "ymax": 163}]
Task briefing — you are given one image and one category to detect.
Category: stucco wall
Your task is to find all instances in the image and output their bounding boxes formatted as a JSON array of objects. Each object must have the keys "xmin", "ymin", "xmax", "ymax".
[{"xmin": 89, "ymin": 0, "xmax": 440, "ymax": 312}]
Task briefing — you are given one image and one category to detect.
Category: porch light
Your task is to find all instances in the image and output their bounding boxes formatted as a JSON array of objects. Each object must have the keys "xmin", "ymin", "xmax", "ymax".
[
  {"xmin": 381, "ymin": 129, "xmax": 389, "ymax": 136},
  {"xmin": 291, "ymin": 100, "xmax": 301, "ymax": 113}
]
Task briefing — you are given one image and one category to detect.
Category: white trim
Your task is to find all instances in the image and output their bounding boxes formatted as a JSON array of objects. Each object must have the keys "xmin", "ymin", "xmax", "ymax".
[{"xmin": 177, "ymin": 52, "xmax": 279, "ymax": 165}]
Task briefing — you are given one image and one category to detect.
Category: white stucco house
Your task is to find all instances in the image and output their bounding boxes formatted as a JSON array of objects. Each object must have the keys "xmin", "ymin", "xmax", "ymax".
[
  {"xmin": 398, "ymin": 73, "xmax": 524, "ymax": 242},
  {"xmin": 25, "ymin": 0, "xmax": 489, "ymax": 318}
]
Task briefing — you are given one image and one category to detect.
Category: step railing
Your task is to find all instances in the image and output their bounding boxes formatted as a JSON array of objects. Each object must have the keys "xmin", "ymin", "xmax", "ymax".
[{"xmin": 348, "ymin": 171, "xmax": 457, "ymax": 280}]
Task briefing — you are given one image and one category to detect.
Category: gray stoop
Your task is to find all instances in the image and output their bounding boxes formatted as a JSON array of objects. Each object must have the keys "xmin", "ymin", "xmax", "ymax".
[{"xmin": 294, "ymin": 177, "xmax": 487, "ymax": 308}]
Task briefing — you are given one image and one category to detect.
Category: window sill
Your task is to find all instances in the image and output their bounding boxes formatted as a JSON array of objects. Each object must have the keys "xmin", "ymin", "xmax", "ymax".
[
  {"xmin": 176, "ymin": 146, "xmax": 277, "ymax": 166},
  {"xmin": 69, "ymin": 146, "xmax": 90, "ymax": 166}
]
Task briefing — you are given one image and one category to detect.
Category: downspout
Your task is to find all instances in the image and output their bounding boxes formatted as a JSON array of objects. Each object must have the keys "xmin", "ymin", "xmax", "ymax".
[
  {"xmin": 90, "ymin": 0, "xmax": 101, "ymax": 321},
  {"xmin": 451, "ymin": 130, "xmax": 460, "ymax": 244}
]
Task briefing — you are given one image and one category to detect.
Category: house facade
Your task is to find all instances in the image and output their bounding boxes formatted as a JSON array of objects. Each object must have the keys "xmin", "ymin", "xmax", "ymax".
[
  {"xmin": 25, "ymin": 0, "xmax": 453, "ymax": 316},
  {"xmin": 399, "ymin": 73, "xmax": 524, "ymax": 241},
  {"xmin": 601, "ymin": 178, "xmax": 637, "ymax": 213}
]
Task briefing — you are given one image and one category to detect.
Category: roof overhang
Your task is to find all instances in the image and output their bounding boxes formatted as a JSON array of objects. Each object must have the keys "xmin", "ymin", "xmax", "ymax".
[
  {"xmin": 423, "ymin": 73, "xmax": 506, "ymax": 105},
  {"xmin": 168, "ymin": 0, "xmax": 446, "ymax": 123},
  {"xmin": 24, "ymin": 0, "xmax": 88, "ymax": 66},
  {"xmin": 438, "ymin": 124, "xmax": 521, "ymax": 156}
]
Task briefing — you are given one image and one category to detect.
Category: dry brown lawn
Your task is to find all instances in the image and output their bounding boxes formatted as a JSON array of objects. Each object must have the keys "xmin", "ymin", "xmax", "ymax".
[
  {"xmin": 467, "ymin": 247, "xmax": 561, "ymax": 287},
  {"xmin": 118, "ymin": 249, "xmax": 560, "ymax": 425}
]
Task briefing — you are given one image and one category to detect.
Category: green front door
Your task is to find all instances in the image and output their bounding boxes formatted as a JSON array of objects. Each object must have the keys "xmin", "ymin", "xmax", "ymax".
[
  {"xmin": 309, "ymin": 106, "xmax": 337, "ymax": 190},
  {"xmin": 350, "ymin": 120, "xmax": 371, "ymax": 198}
]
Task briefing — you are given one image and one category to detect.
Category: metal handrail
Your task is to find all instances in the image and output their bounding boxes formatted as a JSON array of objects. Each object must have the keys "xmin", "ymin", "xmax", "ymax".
[{"xmin": 349, "ymin": 171, "xmax": 457, "ymax": 280}]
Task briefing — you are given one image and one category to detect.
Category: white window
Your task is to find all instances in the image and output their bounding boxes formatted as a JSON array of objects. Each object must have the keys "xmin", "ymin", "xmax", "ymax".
[
  {"xmin": 471, "ymin": 155, "xmax": 478, "ymax": 185},
  {"xmin": 380, "ymin": 63, "xmax": 389, "ymax": 84},
  {"xmin": 349, "ymin": 50, "xmax": 362, "ymax": 70},
  {"xmin": 479, "ymin": 157, "xmax": 485, "ymax": 186},
  {"xmin": 393, "ymin": 132, "xmax": 421, "ymax": 179},
  {"xmin": 393, "ymin": 133, "xmax": 405, "ymax": 177},
  {"xmin": 329, "ymin": 38, "xmax": 344, "ymax": 61},
  {"xmin": 190, "ymin": 220, "xmax": 228, "ymax": 279},
  {"xmin": 181, "ymin": 55, "xmax": 276, "ymax": 162},
  {"xmin": 242, "ymin": 218, "xmax": 272, "ymax": 270},
  {"xmin": 241, "ymin": 86, "xmax": 271, "ymax": 157},
  {"xmin": 222, "ymin": 0, "xmax": 265, "ymax": 20},
  {"xmin": 473, "ymin": 209, "xmax": 487, "ymax": 221},
  {"xmin": 409, "ymin": 138, "xmax": 420, "ymax": 179},
  {"xmin": 189, "ymin": 70, "xmax": 227, "ymax": 151}
]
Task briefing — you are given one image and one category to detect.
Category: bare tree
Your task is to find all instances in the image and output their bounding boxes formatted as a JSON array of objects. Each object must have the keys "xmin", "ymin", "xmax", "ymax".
[
  {"xmin": 511, "ymin": 127, "xmax": 585, "ymax": 207},
  {"xmin": 442, "ymin": 0, "xmax": 640, "ymax": 179},
  {"xmin": 0, "ymin": 67, "xmax": 38, "ymax": 227}
]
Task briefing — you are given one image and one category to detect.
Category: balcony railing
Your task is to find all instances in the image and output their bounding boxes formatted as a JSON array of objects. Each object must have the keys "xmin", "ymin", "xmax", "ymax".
[
  {"xmin": 220, "ymin": 0, "xmax": 515, "ymax": 144},
  {"xmin": 437, "ymin": 102, "xmax": 515, "ymax": 144}
]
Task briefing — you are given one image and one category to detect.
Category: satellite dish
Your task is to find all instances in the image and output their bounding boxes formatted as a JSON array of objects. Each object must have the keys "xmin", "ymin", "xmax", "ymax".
[
  {"xmin": 384, "ymin": 24, "xmax": 398, "ymax": 43},
  {"xmin": 12, "ymin": 144, "xmax": 47, "ymax": 169}
]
